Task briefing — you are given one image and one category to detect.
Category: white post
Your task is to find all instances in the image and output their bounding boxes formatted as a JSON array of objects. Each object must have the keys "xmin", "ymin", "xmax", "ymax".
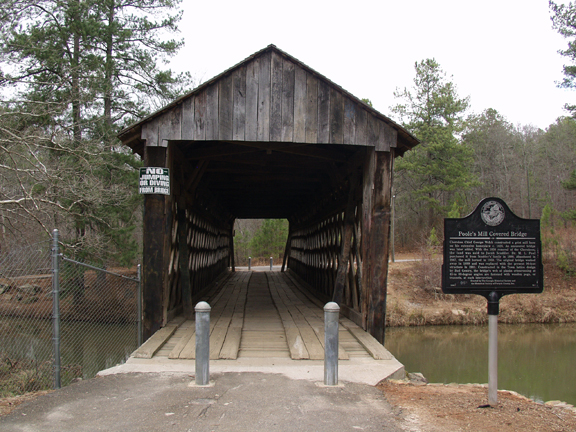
[
  {"xmin": 324, "ymin": 302, "xmax": 340, "ymax": 386},
  {"xmin": 195, "ymin": 301, "xmax": 211, "ymax": 386}
]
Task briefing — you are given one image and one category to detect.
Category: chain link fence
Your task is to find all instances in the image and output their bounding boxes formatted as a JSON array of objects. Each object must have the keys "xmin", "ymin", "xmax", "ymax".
[{"xmin": 0, "ymin": 230, "xmax": 141, "ymax": 397}]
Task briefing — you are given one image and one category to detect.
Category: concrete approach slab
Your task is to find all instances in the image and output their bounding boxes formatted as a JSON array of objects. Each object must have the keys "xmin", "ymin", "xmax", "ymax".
[
  {"xmin": 0, "ymin": 372, "xmax": 406, "ymax": 432},
  {"xmin": 101, "ymin": 354, "xmax": 405, "ymax": 386}
]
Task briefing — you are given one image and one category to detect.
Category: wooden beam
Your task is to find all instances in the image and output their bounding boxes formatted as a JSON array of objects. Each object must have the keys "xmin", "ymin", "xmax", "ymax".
[
  {"xmin": 142, "ymin": 145, "xmax": 170, "ymax": 341},
  {"xmin": 365, "ymin": 150, "xmax": 394, "ymax": 344},
  {"xmin": 177, "ymin": 203, "xmax": 193, "ymax": 319},
  {"xmin": 281, "ymin": 225, "xmax": 292, "ymax": 272},
  {"xmin": 332, "ymin": 175, "xmax": 359, "ymax": 305}
]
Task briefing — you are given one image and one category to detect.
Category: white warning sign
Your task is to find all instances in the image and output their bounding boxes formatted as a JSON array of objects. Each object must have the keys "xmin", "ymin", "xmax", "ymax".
[{"xmin": 139, "ymin": 167, "xmax": 170, "ymax": 195}]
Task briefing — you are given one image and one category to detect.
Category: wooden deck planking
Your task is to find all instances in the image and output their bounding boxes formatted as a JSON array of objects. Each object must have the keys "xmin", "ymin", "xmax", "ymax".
[
  {"xmin": 267, "ymin": 272, "xmax": 310, "ymax": 359},
  {"xmin": 283, "ymin": 271, "xmax": 386, "ymax": 360},
  {"xmin": 147, "ymin": 271, "xmax": 388, "ymax": 362},
  {"xmin": 238, "ymin": 272, "xmax": 290, "ymax": 358},
  {"xmin": 269, "ymin": 273, "xmax": 348, "ymax": 360},
  {"xmin": 217, "ymin": 272, "xmax": 250, "ymax": 359},
  {"xmin": 267, "ymin": 273, "xmax": 326, "ymax": 360}
]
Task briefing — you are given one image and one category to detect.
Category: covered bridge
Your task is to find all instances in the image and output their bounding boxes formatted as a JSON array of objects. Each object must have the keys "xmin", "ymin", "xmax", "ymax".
[{"xmin": 118, "ymin": 45, "xmax": 419, "ymax": 345}]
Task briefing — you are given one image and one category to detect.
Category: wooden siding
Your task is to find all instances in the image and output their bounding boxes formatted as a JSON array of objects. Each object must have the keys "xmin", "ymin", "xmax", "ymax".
[{"xmin": 141, "ymin": 51, "xmax": 397, "ymax": 150}]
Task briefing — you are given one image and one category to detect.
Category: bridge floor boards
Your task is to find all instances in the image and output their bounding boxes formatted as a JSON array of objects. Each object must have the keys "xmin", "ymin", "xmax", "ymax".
[{"xmin": 147, "ymin": 271, "xmax": 377, "ymax": 361}]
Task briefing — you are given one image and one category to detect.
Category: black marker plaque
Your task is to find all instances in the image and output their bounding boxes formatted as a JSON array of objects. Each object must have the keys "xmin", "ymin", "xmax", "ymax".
[{"xmin": 442, "ymin": 197, "xmax": 543, "ymax": 296}]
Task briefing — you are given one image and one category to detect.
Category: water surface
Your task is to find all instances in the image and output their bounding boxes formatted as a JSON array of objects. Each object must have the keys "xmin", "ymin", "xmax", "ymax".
[{"xmin": 385, "ymin": 323, "xmax": 576, "ymax": 405}]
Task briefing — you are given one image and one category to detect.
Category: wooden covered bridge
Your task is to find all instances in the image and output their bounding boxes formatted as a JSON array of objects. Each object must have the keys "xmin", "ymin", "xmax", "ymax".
[{"xmin": 118, "ymin": 45, "xmax": 418, "ymax": 350}]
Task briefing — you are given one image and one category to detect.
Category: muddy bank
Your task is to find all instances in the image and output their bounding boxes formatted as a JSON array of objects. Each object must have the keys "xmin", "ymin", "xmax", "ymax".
[{"xmin": 386, "ymin": 256, "xmax": 576, "ymax": 327}]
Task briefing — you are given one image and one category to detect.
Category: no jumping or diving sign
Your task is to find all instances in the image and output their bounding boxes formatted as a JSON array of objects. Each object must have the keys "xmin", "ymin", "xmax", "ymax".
[{"xmin": 139, "ymin": 167, "xmax": 170, "ymax": 195}]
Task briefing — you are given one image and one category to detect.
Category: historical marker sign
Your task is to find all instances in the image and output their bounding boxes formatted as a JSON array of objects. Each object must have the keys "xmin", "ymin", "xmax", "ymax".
[
  {"xmin": 442, "ymin": 197, "xmax": 543, "ymax": 296},
  {"xmin": 139, "ymin": 167, "xmax": 170, "ymax": 195}
]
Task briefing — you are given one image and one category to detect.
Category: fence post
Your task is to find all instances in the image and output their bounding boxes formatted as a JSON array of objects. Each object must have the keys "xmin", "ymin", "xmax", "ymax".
[
  {"xmin": 324, "ymin": 302, "xmax": 340, "ymax": 386},
  {"xmin": 137, "ymin": 264, "xmax": 142, "ymax": 347},
  {"xmin": 248, "ymin": 257, "xmax": 251, "ymax": 270},
  {"xmin": 270, "ymin": 256, "xmax": 273, "ymax": 270},
  {"xmin": 195, "ymin": 301, "xmax": 211, "ymax": 386},
  {"xmin": 51, "ymin": 229, "xmax": 61, "ymax": 389}
]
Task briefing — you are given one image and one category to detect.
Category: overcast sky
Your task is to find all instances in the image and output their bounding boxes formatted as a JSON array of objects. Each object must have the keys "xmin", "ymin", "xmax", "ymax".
[{"xmin": 170, "ymin": 0, "xmax": 571, "ymax": 130}]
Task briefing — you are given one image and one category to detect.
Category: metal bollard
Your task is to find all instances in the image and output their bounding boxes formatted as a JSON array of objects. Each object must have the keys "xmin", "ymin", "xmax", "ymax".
[
  {"xmin": 270, "ymin": 256, "xmax": 273, "ymax": 270},
  {"xmin": 324, "ymin": 302, "xmax": 340, "ymax": 386},
  {"xmin": 195, "ymin": 301, "xmax": 211, "ymax": 386},
  {"xmin": 248, "ymin": 257, "xmax": 251, "ymax": 270}
]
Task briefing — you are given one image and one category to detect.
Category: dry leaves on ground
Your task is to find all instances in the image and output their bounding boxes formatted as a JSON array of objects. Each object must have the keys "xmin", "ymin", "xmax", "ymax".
[{"xmin": 379, "ymin": 381, "xmax": 576, "ymax": 432}]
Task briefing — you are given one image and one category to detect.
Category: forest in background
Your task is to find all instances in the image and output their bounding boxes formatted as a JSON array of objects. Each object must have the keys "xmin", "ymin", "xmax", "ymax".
[{"xmin": 0, "ymin": 1, "xmax": 575, "ymax": 276}]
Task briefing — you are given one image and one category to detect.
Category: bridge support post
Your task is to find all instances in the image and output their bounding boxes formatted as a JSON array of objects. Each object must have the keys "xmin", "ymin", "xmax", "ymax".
[
  {"xmin": 324, "ymin": 302, "xmax": 340, "ymax": 386},
  {"xmin": 195, "ymin": 301, "xmax": 211, "ymax": 386}
]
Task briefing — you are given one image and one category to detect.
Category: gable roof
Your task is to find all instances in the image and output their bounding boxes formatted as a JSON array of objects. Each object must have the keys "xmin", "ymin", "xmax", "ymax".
[{"xmin": 118, "ymin": 45, "xmax": 418, "ymax": 156}]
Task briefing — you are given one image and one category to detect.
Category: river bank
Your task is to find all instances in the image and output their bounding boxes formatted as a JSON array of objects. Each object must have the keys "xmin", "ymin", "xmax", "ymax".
[{"xmin": 386, "ymin": 253, "xmax": 576, "ymax": 327}]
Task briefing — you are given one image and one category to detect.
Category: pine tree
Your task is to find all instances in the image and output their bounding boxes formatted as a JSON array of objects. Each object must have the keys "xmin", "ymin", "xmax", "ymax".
[
  {"xmin": 0, "ymin": 0, "xmax": 190, "ymax": 263},
  {"xmin": 391, "ymin": 59, "xmax": 476, "ymax": 230},
  {"xmin": 550, "ymin": 1, "xmax": 576, "ymax": 116}
]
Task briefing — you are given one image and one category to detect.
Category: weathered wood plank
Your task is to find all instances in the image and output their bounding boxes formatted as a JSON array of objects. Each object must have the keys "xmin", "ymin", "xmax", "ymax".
[
  {"xmin": 177, "ymin": 207, "xmax": 193, "ymax": 319},
  {"xmin": 355, "ymin": 107, "xmax": 367, "ymax": 145},
  {"xmin": 329, "ymin": 87, "xmax": 344, "ymax": 144},
  {"xmin": 284, "ymin": 327, "xmax": 309, "ymax": 359},
  {"xmin": 343, "ymin": 98, "xmax": 356, "ymax": 144},
  {"xmin": 181, "ymin": 97, "xmax": 195, "ymax": 140},
  {"xmin": 178, "ymin": 332, "xmax": 197, "ymax": 359},
  {"xmin": 376, "ymin": 122, "xmax": 397, "ymax": 151},
  {"xmin": 168, "ymin": 325, "xmax": 195, "ymax": 359},
  {"xmin": 366, "ymin": 151, "xmax": 393, "ymax": 344},
  {"xmin": 219, "ymin": 327, "xmax": 242, "ymax": 359},
  {"xmin": 205, "ymin": 84, "xmax": 219, "ymax": 140},
  {"xmin": 270, "ymin": 51, "xmax": 283, "ymax": 142},
  {"xmin": 317, "ymin": 80, "xmax": 330, "ymax": 143},
  {"xmin": 194, "ymin": 91, "xmax": 207, "ymax": 140},
  {"xmin": 159, "ymin": 104, "xmax": 181, "ymax": 142},
  {"xmin": 340, "ymin": 319, "xmax": 392, "ymax": 360},
  {"xmin": 219, "ymin": 74, "xmax": 233, "ymax": 141},
  {"xmin": 361, "ymin": 148, "xmax": 375, "ymax": 329},
  {"xmin": 246, "ymin": 60, "xmax": 259, "ymax": 141},
  {"xmin": 209, "ymin": 323, "xmax": 230, "ymax": 360},
  {"xmin": 218, "ymin": 273, "xmax": 248, "ymax": 359},
  {"xmin": 293, "ymin": 67, "xmax": 306, "ymax": 143},
  {"xmin": 366, "ymin": 112, "xmax": 379, "ymax": 146},
  {"xmin": 142, "ymin": 146, "xmax": 169, "ymax": 340},
  {"xmin": 332, "ymin": 176, "xmax": 358, "ymax": 305},
  {"xmin": 305, "ymin": 73, "xmax": 318, "ymax": 143},
  {"xmin": 267, "ymin": 273, "xmax": 310, "ymax": 360},
  {"xmin": 297, "ymin": 327, "xmax": 324, "ymax": 360},
  {"xmin": 257, "ymin": 52, "xmax": 271, "ymax": 141},
  {"xmin": 133, "ymin": 325, "xmax": 178, "ymax": 358},
  {"xmin": 269, "ymin": 273, "xmax": 344, "ymax": 360},
  {"xmin": 233, "ymin": 66, "xmax": 247, "ymax": 141},
  {"xmin": 281, "ymin": 58, "xmax": 295, "ymax": 142},
  {"xmin": 141, "ymin": 117, "xmax": 159, "ymax": 147}
]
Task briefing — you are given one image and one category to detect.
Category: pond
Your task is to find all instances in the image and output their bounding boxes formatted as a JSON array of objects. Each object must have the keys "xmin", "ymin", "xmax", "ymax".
[
  {"xmin": 385, "ymin": 323, "xmax": 576, "ymax": 406},
  {"xmin": 1, "ymin": 317, "xmax": 137, "ymax": 385}
]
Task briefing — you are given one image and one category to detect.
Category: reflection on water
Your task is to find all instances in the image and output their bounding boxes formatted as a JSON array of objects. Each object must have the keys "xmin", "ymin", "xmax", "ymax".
[
  {"xmin": 1, "ymin": 317, "xmax": 137, "ymax": 382},
  {"xmin": 385, "ymin": 323, "xmax": 576, "ymax": 405}
]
